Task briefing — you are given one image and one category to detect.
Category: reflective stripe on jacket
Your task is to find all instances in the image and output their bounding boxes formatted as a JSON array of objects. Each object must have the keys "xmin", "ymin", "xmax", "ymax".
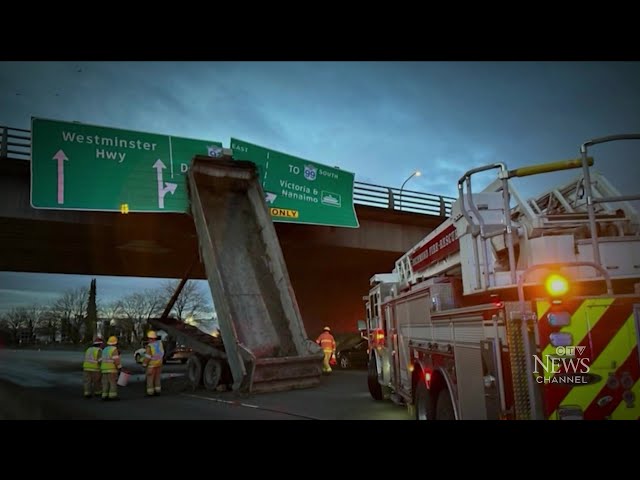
[
  {"xmin": 100, "ymin": 345, "xmax": 121, "ymax": 372},
  {"xmin": 144, "ymin": 340, "xmax": 164, "ymax": 367},
  {"xmin": 83, "ymin": 346, "xmax": 102, "ymax": 372},
  {"xmin": 315, "ymin": 332, "xmax": 336, "ymax": 352}
]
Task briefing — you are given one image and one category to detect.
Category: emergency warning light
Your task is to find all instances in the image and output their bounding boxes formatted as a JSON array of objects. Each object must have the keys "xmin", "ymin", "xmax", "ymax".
[{"xmin": 544, "ymin": 273, "xmax": 569, "ymax": 297}]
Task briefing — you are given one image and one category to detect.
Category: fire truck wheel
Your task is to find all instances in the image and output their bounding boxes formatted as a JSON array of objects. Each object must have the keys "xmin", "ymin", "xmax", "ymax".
[
  {"xmin": 435, "ymin": 388, "xmax": 455, "ymax": 420},
  {"xmin": 367, "ymin": 356, "xmax": 384, "ymax": 401},
  {"xmin": 414, "ymin": 381, "xmax": 433, "ymax": 420}
]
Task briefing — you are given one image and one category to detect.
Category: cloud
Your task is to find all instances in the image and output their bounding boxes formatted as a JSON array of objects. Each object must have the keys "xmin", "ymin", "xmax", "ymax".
[{"xmin": 0, "ymin": 288, "xmax": 59, "ymax": 313}]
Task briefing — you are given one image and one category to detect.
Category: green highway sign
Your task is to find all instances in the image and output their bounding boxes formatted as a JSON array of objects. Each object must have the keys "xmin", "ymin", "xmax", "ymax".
[
  {"xmin": 230, "ymin": 138, "xmax": 359, "ymax": 228},
  {"xmin": 31, "ymin": 117, "xmax": 222, "ymax": 212}
]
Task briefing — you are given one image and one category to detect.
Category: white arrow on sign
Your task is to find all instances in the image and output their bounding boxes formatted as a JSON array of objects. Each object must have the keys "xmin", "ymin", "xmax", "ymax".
[
  {"xmin": 53, "ymin": 149, "xmax": 68, "ymax": 204},
  {"xmin": 265, "ymin": 192, "xmax": 277, "ymax": 204},
  {"xmin": 153, "ymin": 159, "xmax": 178, "ymax": 209}
]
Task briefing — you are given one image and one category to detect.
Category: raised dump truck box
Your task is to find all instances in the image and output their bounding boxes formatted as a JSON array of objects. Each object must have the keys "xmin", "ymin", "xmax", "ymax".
[{"xmin": 186, "ymin": 155, "xmax": 323, "ymax": 394}]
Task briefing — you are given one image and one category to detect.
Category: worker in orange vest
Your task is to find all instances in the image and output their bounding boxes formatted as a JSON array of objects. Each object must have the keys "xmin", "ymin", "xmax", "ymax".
[
  {"xmin": 316, "ymin": 326, "xmax": 336, "ymax": 374},
  {"xmin": 142, "ymin": 330, "xmax": 165, "ymax": 396},
  {"xmin": 83, "ymin": 337, "xmax": 104, "ymax": 398},
  {"xmin": 100, "ymin": 336, "xmax": 122, "ymax": 400}
]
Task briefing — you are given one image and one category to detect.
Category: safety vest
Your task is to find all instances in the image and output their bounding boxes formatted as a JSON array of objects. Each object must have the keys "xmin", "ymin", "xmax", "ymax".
[
  {"xmin": 316, "ymin": 332, "xmax": 336, "ymax": 352},
  {"xmin": 100, "ymin": 346, "xmax": 120, "ymax": 373},
  {"xmin": 83, "ymin": 346, "xmax": 102, "ymax": 372},
  {"xmin": 145, "ymin": 340, "xmax": 164, "ymax": 367}
]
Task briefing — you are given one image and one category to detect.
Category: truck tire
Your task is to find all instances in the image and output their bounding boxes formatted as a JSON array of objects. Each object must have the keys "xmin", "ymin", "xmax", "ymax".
[
  {"xmin": 435, "ymin": 388, "xmax": 455, "ymax": 420},
  {"xmin": 187, "ymin": 355, "xmax": 203, "ymax": 388},
  {"xmin": 414, "ymin": 381, "xmax": 433, "ymax": 420},
  {"xmin": 203, "ymin": 358, "xmax": 222, "ymax": 391},
  {"xmin": 367, "ymin": 356, "xmax": 384, "ymax": 401}
]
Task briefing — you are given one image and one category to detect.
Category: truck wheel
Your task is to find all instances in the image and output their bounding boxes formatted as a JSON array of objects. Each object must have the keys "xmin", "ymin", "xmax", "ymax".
[
  {"xmin": 187, "ymin": 355, "xmax": 203, "ymax": 388},
  {"xmin": 414, "ymin": 381, "xmax": 433, "ymax": 420},
  {"xmin": 435, "ymin": 388, "xmax": 455, "ymax": 420},
  {"xmin": 367, "ymin": 356, "xmax": 384, "ymax": 401},
  {"xmin": 203, "ymin": 358, "xmax": 222, "ymax": 391}
]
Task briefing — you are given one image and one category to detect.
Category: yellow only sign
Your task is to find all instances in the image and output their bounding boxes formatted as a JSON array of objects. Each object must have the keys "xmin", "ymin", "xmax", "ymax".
[{"xmin": 270, "ymin": 207, "xmax": 299, "ymax": 219}]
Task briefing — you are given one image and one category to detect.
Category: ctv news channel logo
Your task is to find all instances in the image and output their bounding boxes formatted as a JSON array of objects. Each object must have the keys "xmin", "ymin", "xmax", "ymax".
[{"xmin": 533, "ymin": 346, "xmax": 592, "ymax": 384}]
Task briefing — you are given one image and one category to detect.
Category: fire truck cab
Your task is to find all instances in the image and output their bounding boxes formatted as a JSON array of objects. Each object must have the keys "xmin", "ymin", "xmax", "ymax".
[{"xmin": 364, "ymin": 134, "xmax": 640, "ymax": 420}]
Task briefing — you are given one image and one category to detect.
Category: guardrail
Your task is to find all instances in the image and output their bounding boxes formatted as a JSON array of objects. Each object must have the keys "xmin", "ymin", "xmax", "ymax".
[
  {"xmin": 1, "ymin": 125, "xmax": 454, "ymax": 217},
  {"xmin": 354, "ymin": 181, "xmax": 453, "ymax": 216},
  {"xmin": 1, "ymin": 126, "xmax": 31, "ymax": 160}
]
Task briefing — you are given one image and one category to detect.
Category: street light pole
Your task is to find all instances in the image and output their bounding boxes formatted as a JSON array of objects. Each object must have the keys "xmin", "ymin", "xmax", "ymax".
[{"xmin": 399, "ymin": 170, "xmax": 421, "ymax": 211}]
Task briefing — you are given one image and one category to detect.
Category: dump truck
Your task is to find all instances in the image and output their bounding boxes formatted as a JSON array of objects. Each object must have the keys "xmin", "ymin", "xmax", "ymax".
[{"xmin": 151, "ymin": 154, "xmax": 323, "ymax": 394}]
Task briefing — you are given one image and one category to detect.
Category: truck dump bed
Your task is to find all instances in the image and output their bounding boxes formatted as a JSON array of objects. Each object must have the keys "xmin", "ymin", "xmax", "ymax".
[{"xmin": 187, "ymin": 156, "xmax": 323, "ymax": 393}]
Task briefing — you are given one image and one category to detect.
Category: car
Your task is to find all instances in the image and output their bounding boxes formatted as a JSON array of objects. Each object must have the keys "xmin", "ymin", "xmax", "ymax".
[
  {"xmin": 134, "ymin": 341, "xmax": 192, "ymax": 365},
  {"xmin": 335, "ymin": 337, "xmax": 369, "ymax": 369}
]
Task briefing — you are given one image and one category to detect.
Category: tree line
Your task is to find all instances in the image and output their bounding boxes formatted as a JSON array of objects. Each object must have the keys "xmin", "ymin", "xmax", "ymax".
[{"xmin": 0, "ymin": 278, "xmax": 215, "ymax": 347}]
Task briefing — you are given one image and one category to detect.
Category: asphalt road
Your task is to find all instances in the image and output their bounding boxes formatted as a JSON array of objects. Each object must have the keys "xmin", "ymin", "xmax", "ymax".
[{"xmin": 0, "ymin": 348, "xmax": 411, "ymax": 420}]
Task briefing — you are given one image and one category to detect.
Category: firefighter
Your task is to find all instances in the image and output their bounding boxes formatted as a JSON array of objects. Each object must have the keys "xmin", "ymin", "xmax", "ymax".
[
  {"xmin": 142, "ymin": 330, "xmax": 165, "ymax": 396},
  {"xmin": 83, "ymin": 337, "xmax": 104, "ymax": 398},
  {"xmin": 316, "ymin": 326, "xmax": 336, "ymax": 374},
  {"xmin": 100, "ymin": 336, "xmax": 122, "ymax": 400}
]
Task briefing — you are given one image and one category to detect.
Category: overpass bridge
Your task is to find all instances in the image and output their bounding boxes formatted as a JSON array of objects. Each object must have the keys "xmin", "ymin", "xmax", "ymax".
[{"xmin": 0, "ymin": 126, "xmax": 453, "ymax": 335}]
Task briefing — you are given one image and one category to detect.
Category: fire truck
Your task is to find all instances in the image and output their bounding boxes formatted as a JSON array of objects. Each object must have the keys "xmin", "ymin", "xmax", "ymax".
[{"xmin": 363, "ymin": 134, "xmax": 640, "ymax": 420}]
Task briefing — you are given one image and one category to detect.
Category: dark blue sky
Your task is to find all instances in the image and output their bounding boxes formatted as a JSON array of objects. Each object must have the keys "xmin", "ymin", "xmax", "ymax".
[{"xmin": 1, "ymin": 61, "xmax": 639, "ymax": 312}]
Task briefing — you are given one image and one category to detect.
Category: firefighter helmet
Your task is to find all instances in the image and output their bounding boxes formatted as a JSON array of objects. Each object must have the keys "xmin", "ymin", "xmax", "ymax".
[
  {"xmin": 93, "ymin": 337, "xmax": 104, "ymax": 345},
  {"xmin": 107, "ymin": 336, "xmax": 118, "ymax": 346},
  {"xmin": 323, "ymin": 326, "xmax": 331, "ymax": 332},
  {"xmin": 147, "ymin": 330, "xmax": 158, "ymax": 339}
]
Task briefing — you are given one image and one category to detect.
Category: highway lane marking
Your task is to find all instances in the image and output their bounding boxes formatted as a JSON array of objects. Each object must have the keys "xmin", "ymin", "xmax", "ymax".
[{"xmin": 181, "ymin": 393, "xmax": 321, "ymax": 420}]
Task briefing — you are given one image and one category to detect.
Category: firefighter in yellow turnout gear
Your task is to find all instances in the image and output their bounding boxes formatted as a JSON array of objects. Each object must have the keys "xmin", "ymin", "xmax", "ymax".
[
  {"xmin": 143, "ymin": 331, "xmax": 165, "ymax": 396},
  {"xmin": 100, "ymin": 336, "xmax": 122, "ymax": 400},
  {"xmin": 315, "ymin": 326, "xmax": 336, "ymax": 374},
  {"xmin": 83, "ymin": 337, "xmax": 104, "ymax": 398}
]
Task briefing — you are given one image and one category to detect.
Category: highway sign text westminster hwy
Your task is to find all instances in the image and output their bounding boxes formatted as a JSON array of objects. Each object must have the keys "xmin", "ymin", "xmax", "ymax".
[{"xmin": 31, "ymin": 117, "xmax": 222, "ymax": 213}]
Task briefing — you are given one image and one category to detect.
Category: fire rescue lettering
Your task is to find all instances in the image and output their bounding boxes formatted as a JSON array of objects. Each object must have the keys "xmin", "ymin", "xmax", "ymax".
[{"xmin": 410, "ymin": 224, "xmax": 459, "ymax": 272}]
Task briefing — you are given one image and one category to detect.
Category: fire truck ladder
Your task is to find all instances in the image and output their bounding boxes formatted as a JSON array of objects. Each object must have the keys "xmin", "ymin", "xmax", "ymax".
[
  {"xmin": 517, "ymin": 171, "xmax": 639, "ymax": 240},
  {"xmin": 513, "ymin": 135, "xmax": 640, "ymax": 253},
  {"xmin": 455, "ymin": 149, "xmax": 640, "ymax": 294}
]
